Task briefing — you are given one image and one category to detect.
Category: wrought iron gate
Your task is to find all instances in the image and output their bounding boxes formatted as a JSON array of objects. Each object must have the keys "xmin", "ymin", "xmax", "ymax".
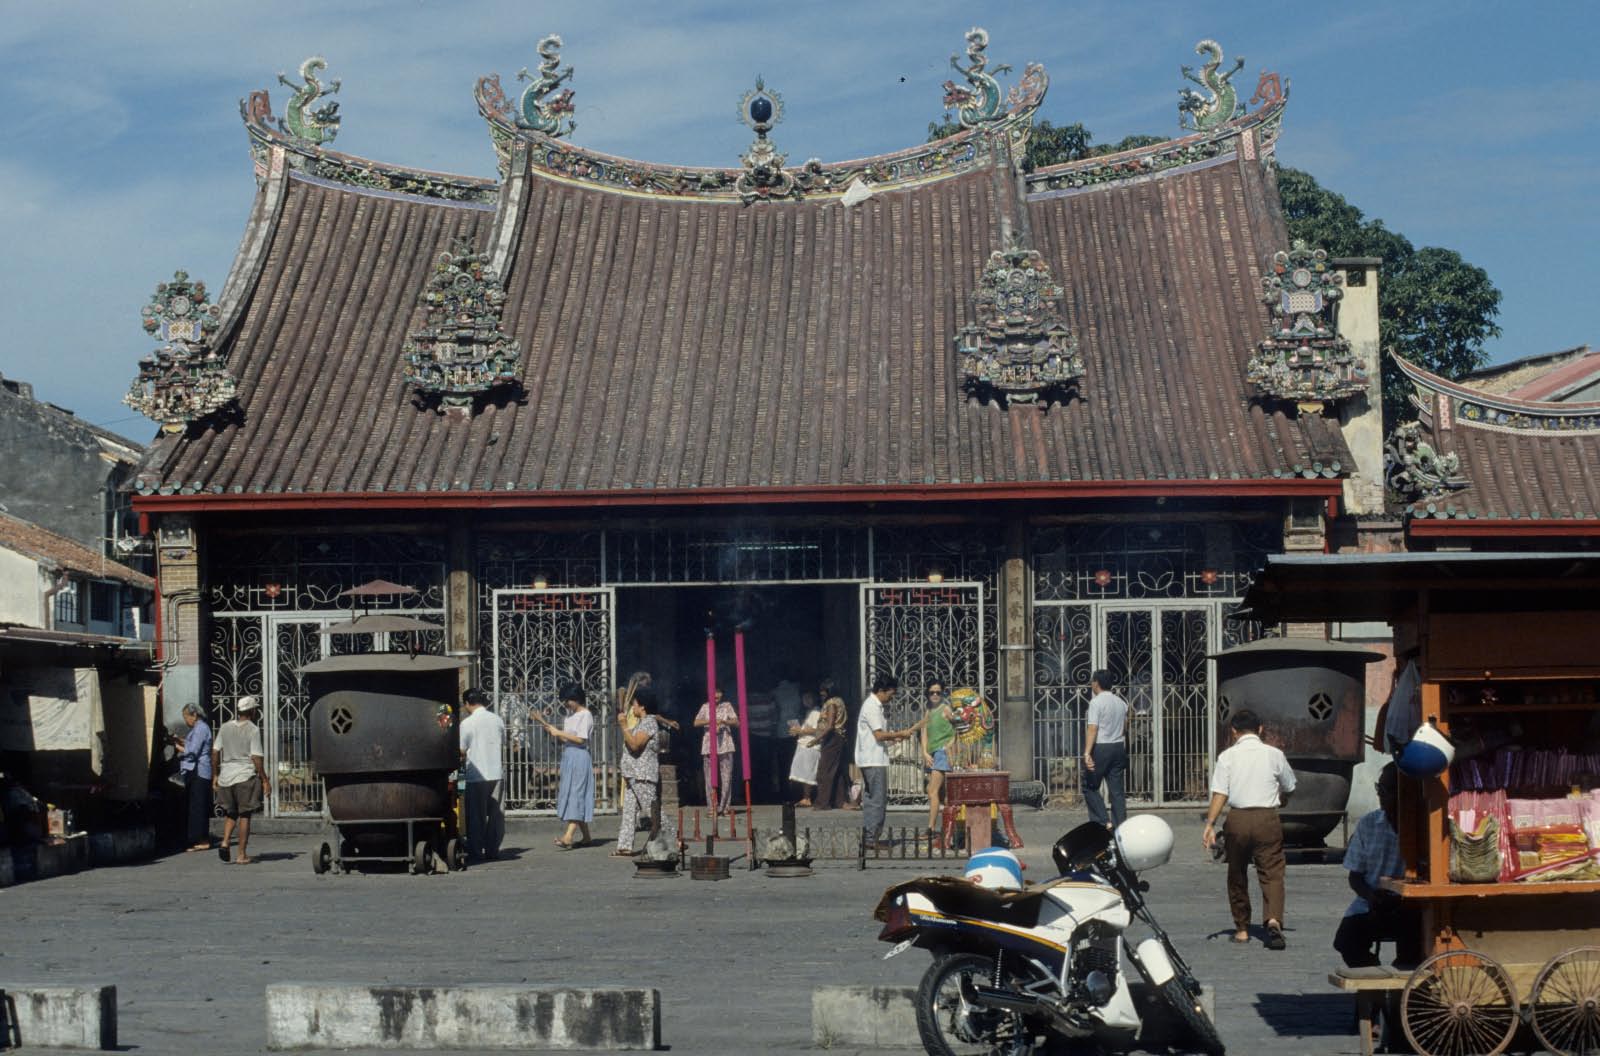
[
  {"xmin": 490, "ymin": 588, "xmax": 617, "ymax": 814},
  {"xmin": 1032, "ymin": 601, "xmax": 1220, "ymax": 806},
  {"xmin": 860, "ymin": 582, "xmax": 985, "ymax": 805}
]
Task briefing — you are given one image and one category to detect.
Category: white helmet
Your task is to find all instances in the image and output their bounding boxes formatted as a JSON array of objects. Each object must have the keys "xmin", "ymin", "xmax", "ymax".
[
  {"xmin": 1114, "ymin": 815, "xmax": 1174, "ymax": 872},
  {"xmin": 965, "ymin": 847, "xmax": 1024, "ymax": 890}
]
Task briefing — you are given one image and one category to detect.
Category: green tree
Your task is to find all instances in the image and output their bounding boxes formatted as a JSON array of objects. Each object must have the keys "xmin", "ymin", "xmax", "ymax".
[
  {"xmin": 928, "ymin": 118, "xmax": 1094, "ymax": 172},
  {"xmin": 1276, "ymin": 168, "xmax": 1502, "ymax": 424}
]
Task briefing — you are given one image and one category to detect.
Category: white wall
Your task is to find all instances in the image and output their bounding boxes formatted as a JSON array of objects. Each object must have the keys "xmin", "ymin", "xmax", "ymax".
[{"xmin": 0, "ymin": 547, "xmax": 45, "ymax": 626}]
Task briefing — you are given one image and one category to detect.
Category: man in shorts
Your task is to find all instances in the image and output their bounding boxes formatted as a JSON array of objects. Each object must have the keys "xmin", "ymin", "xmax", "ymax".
[{"xmin": 212, "ymin": 696, "xmax": 270, "ymax": 864}]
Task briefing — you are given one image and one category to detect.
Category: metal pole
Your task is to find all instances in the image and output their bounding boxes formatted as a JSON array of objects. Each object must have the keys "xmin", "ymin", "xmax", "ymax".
[
  {"xmin": 705, "ymin": 627, "xmax": 719, "ymax": 833},
  {"xmin": 734, "ymin": 625, "xmax": 754, "ymax": 851}
]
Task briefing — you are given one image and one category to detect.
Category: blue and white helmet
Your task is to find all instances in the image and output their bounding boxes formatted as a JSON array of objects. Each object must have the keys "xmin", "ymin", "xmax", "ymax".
[{"xmin": 965, "ymin": 847, "xmax": 1024, "ymax": 890}]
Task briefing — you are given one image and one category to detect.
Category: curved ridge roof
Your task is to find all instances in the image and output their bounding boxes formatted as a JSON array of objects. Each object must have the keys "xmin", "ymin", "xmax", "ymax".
[
  {"xmin": 132, "ymin": 56, "xmax": 1348, "ymax": 505},
  {"xmin": 1394, "ymin": 355, "xmax": 1600, "ymax": 525}
]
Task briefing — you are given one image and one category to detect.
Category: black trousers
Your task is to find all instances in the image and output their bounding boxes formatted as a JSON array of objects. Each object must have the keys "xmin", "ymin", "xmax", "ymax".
[
  {"xmin": 1081, "ymin": 742, "xmax": 1128, "ymax": 827},
  {"xmin": 184, "ymin": 771, "xmax": 212, "ymax": 846},
  {"xmin": 1333, "ymin": 902, "xmax": 1425, "ymax": 968}
]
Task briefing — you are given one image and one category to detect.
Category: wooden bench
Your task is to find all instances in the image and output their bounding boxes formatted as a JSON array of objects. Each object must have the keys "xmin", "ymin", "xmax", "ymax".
[{"xmin": 1328, "ymin": 967, "xmax": 1408, "ymax": 1056}]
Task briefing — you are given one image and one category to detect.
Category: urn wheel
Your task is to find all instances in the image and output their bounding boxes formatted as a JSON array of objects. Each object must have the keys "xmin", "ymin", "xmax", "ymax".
[
  {"xmin": 312, "ymin": 840, "xmax": 333, "ymax": 875},
  {"xmin": 1530, "ymin": 946, "xmax": 1600, "ymax": 1056},
  {"xmin": 1401, "ymin": 949, "xmax": 1520, "ymax": 1056},
  {"xmin": 411, "ymin": 839, "xmax": 435, "ymax": 875}
]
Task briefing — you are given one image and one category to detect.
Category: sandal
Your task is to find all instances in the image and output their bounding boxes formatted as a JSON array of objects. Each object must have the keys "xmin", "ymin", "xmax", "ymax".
[
  {"xmin": 609, "ymin": 849, "xmax": 634, "ymax": 858},
  {"xmin": 555, "ymin": 841, "xmax": 573, "ymax": 851}
]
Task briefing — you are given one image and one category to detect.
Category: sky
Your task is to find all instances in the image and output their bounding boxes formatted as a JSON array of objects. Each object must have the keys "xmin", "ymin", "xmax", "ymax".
[{"xmin": 1, "ymin": 1, "xmax": 1596, "ymax": 441}]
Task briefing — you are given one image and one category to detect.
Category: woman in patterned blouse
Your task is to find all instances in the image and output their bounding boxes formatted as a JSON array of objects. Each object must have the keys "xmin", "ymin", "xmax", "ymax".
[{"xmin": 798, "ymin": 679, "xmax": 850, "ymax": 810}]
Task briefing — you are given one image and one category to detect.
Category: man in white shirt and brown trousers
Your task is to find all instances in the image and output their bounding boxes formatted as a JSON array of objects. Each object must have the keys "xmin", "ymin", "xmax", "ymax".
[{"xmin": 1202, "ymin": 708, "xmax": 1296, "ymax": 950}]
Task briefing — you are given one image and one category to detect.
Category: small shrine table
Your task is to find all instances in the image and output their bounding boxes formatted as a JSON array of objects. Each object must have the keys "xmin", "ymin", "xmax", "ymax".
[{"xmin": 939, "ymin": 770, "xmax": 1023, "ymax": 852}]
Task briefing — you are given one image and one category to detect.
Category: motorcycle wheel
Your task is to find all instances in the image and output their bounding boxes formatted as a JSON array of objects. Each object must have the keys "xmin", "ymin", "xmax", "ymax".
[
  {"xmin": 1155, "ymin": 977, "xmax": 1225, "ymax": 1056},
  {"xmin": 915, "ymin": 953, "xmax": 1034, "ymax": 1056}
]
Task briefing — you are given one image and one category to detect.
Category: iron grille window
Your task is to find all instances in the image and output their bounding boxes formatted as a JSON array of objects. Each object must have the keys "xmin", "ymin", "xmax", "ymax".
[
  {"xmin": 53, "ymin": 580, "xmax": 82, "ymax": 626},
  {"xmin": 89, "ymin": 581, "xmax": 117, "ymax": 624}
]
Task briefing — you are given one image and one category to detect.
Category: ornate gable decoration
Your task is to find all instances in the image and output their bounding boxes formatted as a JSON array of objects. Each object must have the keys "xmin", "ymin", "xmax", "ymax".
[
  {"xmin": 277, "ymin": 57, "xmax": 341, "ymax": 146},
  {"xmin": 735, "ymin": 78, "xmax": 803, "ymax": 204},
  {"xmin": 402, "ymin": 239, "xmax": 522, "ymax": 414},
  {"xmin": 124, "ymin": 271, "xmax": 237, "ymax": 433},
  {"xmin": 957, "ymin": 234, "xmax": 1083, "ymax": 405},
  {"xmin": 515, "ymin": 34, "xmax": 577, "ymax": 137},
  {"xmin": 1178, "ymin": 39, "xmax": 1244, "ymax": 131},
  {"xmin": 1385, "ymin": 420, "xmax": 1466, "ymax": 503},
  {"xmin": 1246, "ymin": 240, "xmax": 1367, "ymax": 410}
]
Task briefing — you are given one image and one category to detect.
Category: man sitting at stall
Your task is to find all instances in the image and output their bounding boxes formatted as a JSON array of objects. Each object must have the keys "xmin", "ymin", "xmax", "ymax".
[{"xmin": 1334, "ymin": 762, "xmax": 1423, "ymax": 968}]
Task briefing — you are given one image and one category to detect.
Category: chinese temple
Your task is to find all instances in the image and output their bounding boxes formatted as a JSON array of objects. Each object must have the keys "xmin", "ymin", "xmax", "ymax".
[{"xmin": 128, "ymin": 32, "xmax": 1392, "ymax": 816}]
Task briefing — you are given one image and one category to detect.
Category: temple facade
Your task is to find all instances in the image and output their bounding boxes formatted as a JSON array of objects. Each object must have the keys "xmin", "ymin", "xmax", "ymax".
[{"xmin": 128, "ymin": 32, "xmax": 1389, "ymax": 816}]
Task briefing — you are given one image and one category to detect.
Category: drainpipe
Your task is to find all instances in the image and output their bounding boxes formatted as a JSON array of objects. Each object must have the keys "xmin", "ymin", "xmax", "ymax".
[{"xmin": 41, "ymin": 567, "xmax": 68, "ymax": 629}]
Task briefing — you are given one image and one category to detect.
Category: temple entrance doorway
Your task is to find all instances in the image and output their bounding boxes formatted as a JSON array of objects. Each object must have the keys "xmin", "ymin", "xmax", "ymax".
[{"xmin": 614, "ymin": 584, "xmax": 860, "ymax": 807}]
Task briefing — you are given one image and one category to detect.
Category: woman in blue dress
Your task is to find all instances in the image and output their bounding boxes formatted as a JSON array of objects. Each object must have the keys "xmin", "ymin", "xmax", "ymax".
[{"xmin": 538, "ymin": 682, "xmax": 594, "ymax": 849}]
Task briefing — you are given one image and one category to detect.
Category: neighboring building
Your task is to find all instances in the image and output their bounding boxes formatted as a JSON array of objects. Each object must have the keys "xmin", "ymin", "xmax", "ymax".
[
  {"xmin": 0, "ymin": 373, "xmax": 147, "ymax": 569},
  {"xmin": 1460, "ymin": 344, "xmax": 1600, "ymax": 404},
  {"xmin": 0, "ymin": 511, "xmax": 154, "ymax": 639},
  {"xmin": 0, "ymin": 512, "xmax": 156, "ymax": 816},
  {"xmin": 126, "ymin": 34, "xmax": 1385, "ymax": 817},
  {"xmin": 1386, "ymin": 354, "xmax": 1600, "ymax": 546}
]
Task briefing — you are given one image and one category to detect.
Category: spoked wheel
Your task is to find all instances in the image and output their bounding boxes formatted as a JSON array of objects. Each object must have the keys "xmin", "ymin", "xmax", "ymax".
[
  {"xmin": 411, "ymin": 840, "xmax": 435, "ymax": 875},
  {"xmin": 914, "ymin": 953, "xmax": 1036, "ymax": 1056},
  {"xmin": 312, "ymin": 840, "xmax": 333, "ymax": 875},
  {"xmin": 445, "ymin": 838, "xmax": 466, "ymax": 873},
  {"xmin": 1124, "ymin": 939, "xmax": 1225, "ymax": 1055},
  {"xmin": 1530, "ymin": 946, "xmax": 1600, "ymax": 1056},
  {"xmin": 1401, "ymin": 949, "xmax": 1519, "ymax": 1056}
]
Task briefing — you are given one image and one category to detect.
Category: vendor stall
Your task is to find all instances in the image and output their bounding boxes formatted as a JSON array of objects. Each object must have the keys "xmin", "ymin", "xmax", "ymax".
[{"xmin": 1242, "ymin": 552, "xmax": 1600, "ymax": 1056}]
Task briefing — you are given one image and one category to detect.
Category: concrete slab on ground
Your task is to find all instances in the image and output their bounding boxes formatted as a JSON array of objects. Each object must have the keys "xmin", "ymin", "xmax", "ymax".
[
  {"xmin": 3, "ymin": 807, "xmax": 1361, "ymax": 1055},
  {"xmin": 0, "ymin": 984, "xmax": 117, "ymax": 1049}
]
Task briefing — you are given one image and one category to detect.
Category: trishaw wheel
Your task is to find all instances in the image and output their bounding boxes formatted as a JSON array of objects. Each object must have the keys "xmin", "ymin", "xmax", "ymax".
[
  {"xmin": 1401, "ymin": 949, "xmax": 1519, "ymax": 1056},
  {"xmin": 412, "ymin": 840, "xmax": 434, "ymax": 875},
  {"xmin": 1530, "ymin": 946, "xmax": 1600, "ymax": 1056},
  {"xmin": 312, "ymin": 841, "xmax": 332, "ymax": 875}
]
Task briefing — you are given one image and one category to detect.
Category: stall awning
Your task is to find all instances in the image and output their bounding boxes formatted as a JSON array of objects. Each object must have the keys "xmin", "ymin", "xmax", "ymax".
[{"xmin": 1237, "ymin": 552, "xmax": 1600, "ymax": 624}]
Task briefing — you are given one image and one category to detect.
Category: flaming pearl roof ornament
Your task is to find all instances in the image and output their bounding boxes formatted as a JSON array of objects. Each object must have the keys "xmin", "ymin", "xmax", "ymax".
[{"xmin": 735, "ymin": 77, "xmax": 800, "ymax": 204}]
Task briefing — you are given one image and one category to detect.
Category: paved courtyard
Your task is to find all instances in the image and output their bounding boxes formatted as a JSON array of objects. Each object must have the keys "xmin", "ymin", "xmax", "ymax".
[{"xmin": 2, "ymin": 808, "xmax": 1378, "ymax": 1054}]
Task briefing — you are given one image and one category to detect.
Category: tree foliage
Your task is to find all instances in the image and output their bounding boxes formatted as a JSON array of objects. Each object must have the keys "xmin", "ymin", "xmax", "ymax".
[
  {"xmin": 928, "ymin": 118, "xmax": 1096, "ymax": 172},
  {"xmin": 1277, "ymin": 168, "xmax": 1502, "ymax": 424}
]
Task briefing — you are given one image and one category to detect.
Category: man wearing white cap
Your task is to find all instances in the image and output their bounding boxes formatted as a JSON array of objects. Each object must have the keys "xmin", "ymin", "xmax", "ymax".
[{"xmin": 212, "ymin": 696, "xmax": 270, "ymax": 864}]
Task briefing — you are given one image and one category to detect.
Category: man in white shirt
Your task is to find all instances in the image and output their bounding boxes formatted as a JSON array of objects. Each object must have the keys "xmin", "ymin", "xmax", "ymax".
[
  {"xmin": 855, "ymin": 674, "xmax": 919, "ymax": 848},
  {"xmin": 1202, "ymin": 708, "xmax": 1296, "ymax": 949},
  {"xmin": 212, "ymin": 696, "xmax": 269, "ymax": 865},
  {"xmin": 458, "ymin": 688, "xmax": 506, "ymax": 863},
  {"xmin": 1081, "ymin": 669, "xmax": 1130, "ymax": 829}
]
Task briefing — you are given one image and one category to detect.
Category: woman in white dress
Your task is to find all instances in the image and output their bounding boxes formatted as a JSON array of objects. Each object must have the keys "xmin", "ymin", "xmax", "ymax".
[{"xmin": 786, "ymin": 693, "xmax": 823, "ymax": 806}]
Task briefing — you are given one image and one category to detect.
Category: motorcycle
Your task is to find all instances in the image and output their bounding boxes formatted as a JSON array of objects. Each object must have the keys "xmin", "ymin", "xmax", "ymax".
[{"xmin": 873, "ymin": 816, "xmax": 1224, "ymax": 1056}]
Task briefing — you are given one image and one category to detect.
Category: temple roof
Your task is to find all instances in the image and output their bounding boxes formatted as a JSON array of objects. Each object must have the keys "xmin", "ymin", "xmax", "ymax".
[
  {"xmin": 131, "ymin": 42, "xmax": 1350, "ymax": 504},
  {"xmin": 1389, "ymin": 355, "xmax": 1600, "ymax": 526}
]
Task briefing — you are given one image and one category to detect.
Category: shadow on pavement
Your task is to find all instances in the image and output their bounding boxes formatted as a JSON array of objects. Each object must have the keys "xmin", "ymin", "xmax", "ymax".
[{"xmin": 1252, "ymin": 992, "xmax": 1353, "ymax": 1036}]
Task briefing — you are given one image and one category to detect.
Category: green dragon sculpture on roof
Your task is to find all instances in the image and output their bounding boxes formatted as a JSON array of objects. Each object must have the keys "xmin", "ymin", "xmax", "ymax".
[
  {"xmin": 277, "ymin": 56, "xmax": 341, "ymax": 146},
  {"xmin": 1178, "ymin": 39, "xmax": 1243, "ymax": 131}
]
